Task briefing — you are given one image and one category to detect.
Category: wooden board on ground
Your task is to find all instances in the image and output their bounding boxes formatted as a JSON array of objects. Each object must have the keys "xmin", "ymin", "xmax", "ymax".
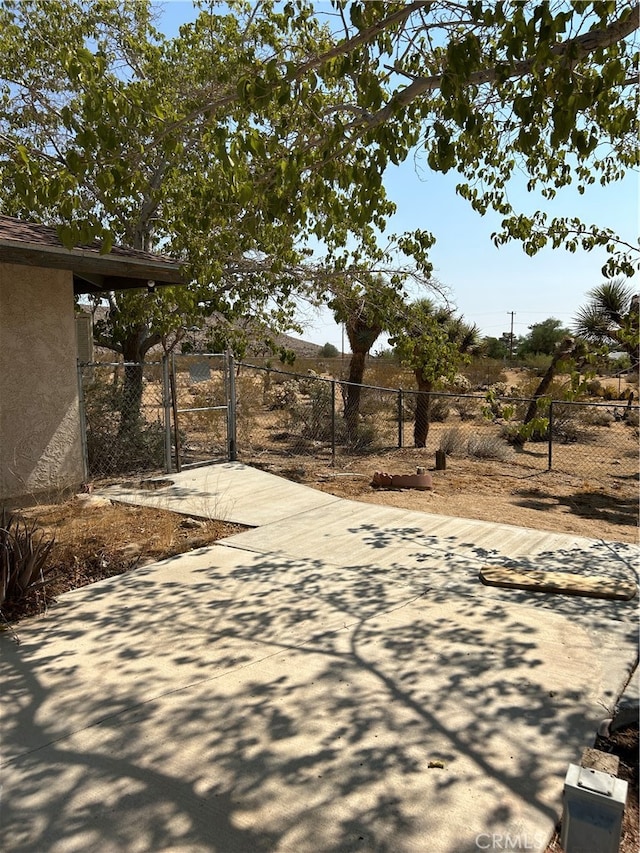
[{"xmin": 479, "ymin": 566, "xmax": 637, "ymax": 601}]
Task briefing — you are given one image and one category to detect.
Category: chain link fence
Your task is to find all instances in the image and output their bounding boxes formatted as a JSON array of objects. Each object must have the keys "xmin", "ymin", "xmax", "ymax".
[
  {"xmin": 78, "ymin": 358, "xmax": 638, "ymax": 485},
  {"xmin": 234, "ymin": 363, "xmax": 639, "ymax": 481},
  {"xmin": 78, "ymin": 361, "xmax": 169, "ymax": 478},
  {"xmin": 78, "ymin": 354, "xmax": 232, "ymax": 479},
  {"xmin": 170, "ymin": 354, "xmax": 233, "ymax": 470}
]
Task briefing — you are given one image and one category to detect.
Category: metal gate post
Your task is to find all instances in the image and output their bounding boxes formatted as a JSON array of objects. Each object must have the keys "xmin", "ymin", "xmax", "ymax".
[
  {"xmin": 331, "ymin": 379, "xmax": 336, "ymax": 466},
  {"xmin": 398, "ymin": 388, "xmax": 404, "ymax": 448},
  {"xmin": 227, "ymin": 351, "xmax": 237, "ymax": 461},
  {"xmin": 162, "ymin": 355, "xmax": 172, "ymax": 474},
  {"xmin": 548, "ymin": 401, "xmax": 553, "ymax": 471},
  {"xmin": 170, "ymin": 354, "xmax": 182, "ymax": 473}
]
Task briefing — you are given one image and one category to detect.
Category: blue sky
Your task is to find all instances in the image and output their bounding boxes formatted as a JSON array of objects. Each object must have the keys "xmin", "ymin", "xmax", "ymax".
[{"xmin": 156, "ymin": 1, "xmax": 639, "ymax": 349}]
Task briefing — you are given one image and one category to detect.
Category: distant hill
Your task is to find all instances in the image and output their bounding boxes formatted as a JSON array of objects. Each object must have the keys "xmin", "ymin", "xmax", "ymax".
[
  {"xmin": 78, "ymin": 305, "xmax": 329, "ymax": 359},
  {"xmin": 269, "ymin": 332, "xmax": 325, "ymax": 358}
]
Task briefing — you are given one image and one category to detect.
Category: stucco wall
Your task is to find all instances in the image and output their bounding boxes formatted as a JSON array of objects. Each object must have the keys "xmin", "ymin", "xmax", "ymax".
[{"xmin": 0, "ymin": 263, "xmax": 84, "ymax": 505}]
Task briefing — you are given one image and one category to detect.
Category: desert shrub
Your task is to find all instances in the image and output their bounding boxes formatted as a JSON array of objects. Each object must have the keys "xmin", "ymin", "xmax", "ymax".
[
  {"xmin": 626, "ymin": 408, "xmax": 640, "ymax": 427},
  {"xmin": 455, "ymin": 396, "xmax": 480, "ymax": 421},
  {"xmin": 519, "ymin": 353, "xmax": 553, "ymax": 375},
  {"xmin": 401, "ymin": 391, "xmax": 450, "ymax": 421},
  {"xmin": 511, "ymin": 373, "xmax": 571, "ymax": 402},
  {"xmin": 550, "ymin": 417, "xmax": 582, "ymax": 443},
  {"xmin": 86, "ymin": 420, "xmax": 166, "ymax": 475},
  {"xmin": 585, "ymin": 379, "xmax": 605, "ymax": 397},
  {"xmin": 318, "ymin": 342, "xmax": 339, "ymax": 358},
  {"xmin": 441, "ymin": 374, "xmax": 471, "ymax": 393},
  {"xmin": 578, "ymin": 406, "xmax": 614, "ymax": 427},
  {"xmin": 234, "ymin": 373, "xmax": 264, "ymax": 449},
  {"xmin": 467, "ymin": 434, "xmax": 513, "ymax": 461},
  {"xmin": 0, "ymin": 511, "xmax": 55, "ymax": 611},
  {"xmin": 365, "ymin": 360, "xmax": 408, "ymax": 389},
  {"xmin": 462, "ymin": 358, "xmax": 507, "ymax": 389},
  {"xmin": 82, "ymin": 367, "xmax": 168, "ymax": 475},
  {"xmin": 429, "ymin": 395, "xmax": 450, "ymax": 422},
  {"xmin": 439, "ymin": 427, "xmax": 466, "ymax": 456},
  {"xmin": 266, "ymin": 379, "xmax": 302, "ymax": 410},
  {"xmin": 481, "ymin": 389, "xmax": 517, "ymax": 422},
  {"xmin": 343, "ymin": 421, "xmax": 377, "ymax": 450},
  {"xmin": 281, "ymin": 377, "xmax": 334, "ymax": 441}
]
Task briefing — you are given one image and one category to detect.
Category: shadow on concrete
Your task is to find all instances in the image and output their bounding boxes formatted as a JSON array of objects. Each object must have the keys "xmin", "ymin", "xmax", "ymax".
[{"xmin": 2, "ymin": 519, "xmax": 637, "ymax": 852}]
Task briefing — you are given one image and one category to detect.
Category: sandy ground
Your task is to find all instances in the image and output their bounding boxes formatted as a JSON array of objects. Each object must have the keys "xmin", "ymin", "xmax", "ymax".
[{"xmin": 268, "ymin": 447, "xmax": 639, "ymax": 544}]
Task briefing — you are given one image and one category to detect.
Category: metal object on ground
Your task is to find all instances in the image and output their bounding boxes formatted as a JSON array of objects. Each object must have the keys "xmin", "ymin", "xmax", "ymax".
[{"xmin": 561, "ymin": 764, "xmax": 627, "ymax": 853}]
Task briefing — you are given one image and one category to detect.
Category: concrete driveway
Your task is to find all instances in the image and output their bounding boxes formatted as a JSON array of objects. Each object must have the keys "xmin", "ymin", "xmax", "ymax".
[{"xmin": 2, "ymin": 464, "xmax": 638, "ymax": 852}]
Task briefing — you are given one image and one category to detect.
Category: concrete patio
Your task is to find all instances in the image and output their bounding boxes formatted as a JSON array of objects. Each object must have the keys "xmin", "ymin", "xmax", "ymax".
[{"xmin": 2, "ymin": 463, "xmax": 638, "ymax": 852}]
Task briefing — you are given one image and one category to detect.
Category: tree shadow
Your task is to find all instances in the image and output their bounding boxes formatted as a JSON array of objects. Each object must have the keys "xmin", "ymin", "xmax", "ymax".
[
  {"xmin": 2, "ymin": 514, "xmax": 638, "ymax": 852},
  {"xmin": 514, "ymin": 488, "xmax": 639, "ymax": 528}
]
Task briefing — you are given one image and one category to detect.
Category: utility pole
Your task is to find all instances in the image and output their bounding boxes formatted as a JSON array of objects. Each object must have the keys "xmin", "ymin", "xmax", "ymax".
[{"xmin": 507, "ymin": 311, "xmax": 516, "ymax": 360}]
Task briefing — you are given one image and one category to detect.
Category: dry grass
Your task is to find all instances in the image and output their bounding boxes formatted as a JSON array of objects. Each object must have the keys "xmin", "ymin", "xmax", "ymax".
[{"xmin": 4, "ymin": 500, "xmax": 245, "ymax": 623}]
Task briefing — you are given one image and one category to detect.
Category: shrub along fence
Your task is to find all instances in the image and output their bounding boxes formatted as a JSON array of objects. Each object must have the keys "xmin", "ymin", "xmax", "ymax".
[
  {"xmin": 233, "ymin": 363, "xmax": 639, "ymax": 479},
  {"xmin": 79, "ymin": 358, "xmax": 638, "ymax": 483},
  {"xmin": 78, "ymin": 353, "xmax": 234, "ymax": 479}
]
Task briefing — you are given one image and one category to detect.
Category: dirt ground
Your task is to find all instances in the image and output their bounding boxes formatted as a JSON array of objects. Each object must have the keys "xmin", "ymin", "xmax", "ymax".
[
  {"xmin": 3, "ymin": 501, "xmax": 245, "ymax": 625},
  {"xmin": 264, "ymin": 446, "xmax": 639, "ymax": 544}
]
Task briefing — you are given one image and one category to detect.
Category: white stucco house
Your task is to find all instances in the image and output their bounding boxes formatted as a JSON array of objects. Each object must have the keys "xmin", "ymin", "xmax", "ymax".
[{"xmin": 0, "ymin": 216, "xmax": 184, "ymax": 507}]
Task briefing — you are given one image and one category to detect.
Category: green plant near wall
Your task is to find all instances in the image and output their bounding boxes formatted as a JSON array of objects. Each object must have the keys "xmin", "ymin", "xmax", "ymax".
[{"xmin": 0, "ymin": 511, "xmax": 55, "ymax": 614}]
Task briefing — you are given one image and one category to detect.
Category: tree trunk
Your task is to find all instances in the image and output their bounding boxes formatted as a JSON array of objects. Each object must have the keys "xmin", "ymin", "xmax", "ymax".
[
  {"xmin": 119, "ymin": 327, "xmax": 148, "ymax": 436},
  {"xmin": 413, "ymin": 374, "xmax": 433, "ymax": 448},
  {"xmin": 343, "ymin": 318, "xmax": 381, "ymax": 443},
  {"xmin": 344, "ymin": 349, "xmax": 366, "ymax": 442},
  {"xmin": 522, "ymin": 337, "xmax": 576, "ymax": 427}
]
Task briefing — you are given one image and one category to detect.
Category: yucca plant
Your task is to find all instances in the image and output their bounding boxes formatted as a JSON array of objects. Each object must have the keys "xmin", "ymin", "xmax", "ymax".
[{"xmin": 0, "ymin": 510, "xmax": 55, "ymax": 611}]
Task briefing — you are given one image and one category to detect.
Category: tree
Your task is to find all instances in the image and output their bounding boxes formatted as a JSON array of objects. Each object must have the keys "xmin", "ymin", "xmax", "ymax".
[
  {"xmin": 318, "ymin": 343, "xmax": 339, "ymax": 358},
  {"xmin": 3, "ymin": 3, "xmax": 638, "ymax": 259},
  {"xmin": 390, "ymin": 300, "xmax": 479, "ymax": 447},
  {"xmin": 517, "ymin": 317, "xmax": 571, "ymax": 357},
  {"xmin": 573, "ymin": 278, "xmax": 639, "ymax": 369},
  {"xmin": 329, "ymin": 274, "xmax": 407, "ymax": 443},
  {"xmin": 482, "ymin": 337, "xmax": 507, "ymax": 360},
  {"xmin": 1, "ymin": 0, "xmax": 638, "ymax": 401}
]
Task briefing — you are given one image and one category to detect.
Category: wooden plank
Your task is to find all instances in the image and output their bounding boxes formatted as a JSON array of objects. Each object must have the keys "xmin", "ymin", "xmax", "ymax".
[{"xmin": 479, "ymin": 566, "xmax": 637, "ymax": 601}]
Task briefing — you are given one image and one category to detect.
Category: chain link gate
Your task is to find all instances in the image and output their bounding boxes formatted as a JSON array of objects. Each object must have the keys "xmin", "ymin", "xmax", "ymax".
[
  {"xmin": 169, "ymin": 352, "xmax": 236, "ymax": 472},
  {"xmin": 78, "ymin": 352, "xmax": 236, "ymax": 480}
]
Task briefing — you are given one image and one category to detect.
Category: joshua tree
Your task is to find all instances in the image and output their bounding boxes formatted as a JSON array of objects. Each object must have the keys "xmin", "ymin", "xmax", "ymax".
[
  {"xmin": 391, "ymin": 300, "xmax": 479, "ymax": 447},
  {"xmin": 574, "ymin": 279, "xmax": 639, "ymax": 369},
  {"xmin": 329, "ymin": 276, "xmax": 405, "ymax": 443}
]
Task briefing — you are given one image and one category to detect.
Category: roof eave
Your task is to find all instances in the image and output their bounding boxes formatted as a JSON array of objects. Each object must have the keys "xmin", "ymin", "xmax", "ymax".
[{"xmin": 0, "ymin": 240, "xmax": 185, "ymax": 288}]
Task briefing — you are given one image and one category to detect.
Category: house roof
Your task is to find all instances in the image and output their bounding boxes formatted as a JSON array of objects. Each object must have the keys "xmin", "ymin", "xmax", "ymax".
[{"xmin": 0, "ymin": 216, "xmax": 185, "ymax": 294}]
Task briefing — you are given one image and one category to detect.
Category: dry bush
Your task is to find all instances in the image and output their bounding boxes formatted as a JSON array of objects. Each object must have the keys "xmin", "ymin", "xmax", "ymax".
[
  {"xmin": 463, "ymin": 358, "xmax": 507, "ymax": 389},
  {"xmin": 430, "ymin": 395, "xmax": 451, "ymax": 422},
  {"xmin": 364, "ymin": 360, "xmax": 409, "ymax": 389},
  {"xmin": 578, "ymin": 406, "xmax": 614, "ymax": 427},
  {"xmin": 455, "ymin": 396, "xmax": 480, "ymax": 421},
  {"xmin": 439, "ymin": 428, "xmax": 466, "ymax": 456},
  {"xmin": 467, "ymin": 434, "xmax": 513, "ymax": 461},
  {"xmin": 626, "ymin": 409, "xmax": 639, "ymax": 427}
]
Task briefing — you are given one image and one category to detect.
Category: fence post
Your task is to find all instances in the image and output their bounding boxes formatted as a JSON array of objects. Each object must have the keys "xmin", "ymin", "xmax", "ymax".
[
  {"xmin": 162, "ymin": 355, "xmax": 172, "ymax": 474},
  {"xmin": 76, "ymin": 360, "xmax": 89, "ymax": 482},
  {"xmin": 398, "ymin": 388, "xmax": 404, "ymax": 448},
  {"xmin": 331, "ymin": 379, "xmax": 336, "ymax": 466},
  {"xmin": 170, "ymin": 354, "xmax": 182, "ymax": 473},
  {"xmin": 548, "ymin": 400, "xmax": 553, "ymax": 471},
  {"xmin": 227, "ymin": 351, "xmax": 237, "ymax": 461}
]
